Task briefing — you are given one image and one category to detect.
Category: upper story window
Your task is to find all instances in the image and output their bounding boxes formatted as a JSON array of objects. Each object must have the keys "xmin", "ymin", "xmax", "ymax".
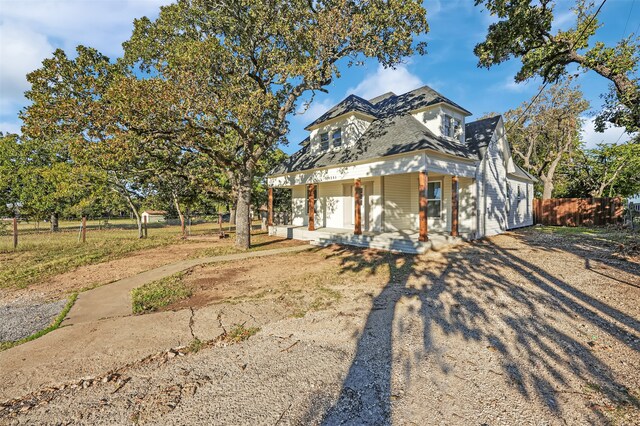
[
  {"xmin": 442, "ymin": 115, "xmax": 463, "ymax": 141},
  {"xmin": 332, "ymin": 128, "xmax": 342, "ymax": 147},
  {"xmin": 320, "ymin": 132, "xmax": 329, "ymax": 150},
  {"xmin": 443, "ymin": 115, "xmax": 452, "ymax": 138}
]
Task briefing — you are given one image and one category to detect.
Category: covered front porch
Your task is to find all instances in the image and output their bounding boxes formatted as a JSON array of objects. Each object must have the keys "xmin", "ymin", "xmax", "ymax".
[{"xmin": 268, "ymin": 225, "xmax": 463, "ymax": 254}]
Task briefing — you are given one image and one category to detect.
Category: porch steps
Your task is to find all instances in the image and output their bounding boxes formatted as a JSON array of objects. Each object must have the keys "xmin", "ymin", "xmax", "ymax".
[
  {"xmin": 270, "ymin": 225, "xmax": 462, "ymax": 254},
  {"xmin": 312, "ymin": 233, "xmax": 461, "ymax": 254}
]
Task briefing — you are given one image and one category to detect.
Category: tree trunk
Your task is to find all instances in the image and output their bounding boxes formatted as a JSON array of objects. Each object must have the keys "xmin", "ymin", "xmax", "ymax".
[
  {"xmin": 234, "ymin": 177, "xmax": 253, "ymax": 250},
  {"xmin": 50, "ymin": 212, "xmax": 59, "ymax": 232},
  {"xmin": 541, "ymin": 178, "xmax": 554, "ymax": 200},
  {"xmin": 122, "ymin": 192, "xmax": 143, "ymax": 239},
  {"xmin": 172, "ymin": 192, "xmax": 186, "ymax": 239},
  {"xmin": 229, "ymin": 198, "xmax": 237, "ymax": 225}
]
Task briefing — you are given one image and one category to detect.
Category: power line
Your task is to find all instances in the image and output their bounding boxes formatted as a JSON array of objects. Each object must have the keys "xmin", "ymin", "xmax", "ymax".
[
  {"xmin": 506, "ymin": 0, "xmax": 608, "ymax": 133},
  {"xmin": 622, "ymin": 0, "xmax": 635, "ymax": 37}
]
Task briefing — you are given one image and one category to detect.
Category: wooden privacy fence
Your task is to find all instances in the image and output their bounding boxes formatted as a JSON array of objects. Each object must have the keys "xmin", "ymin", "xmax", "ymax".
[{"xmin": 533, "ymin": 197, "xmax": 624, "ymax": 226}]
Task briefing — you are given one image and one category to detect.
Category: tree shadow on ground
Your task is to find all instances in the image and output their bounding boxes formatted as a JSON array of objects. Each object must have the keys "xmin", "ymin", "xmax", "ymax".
[{"xmin": 305, "ymin": 230, "xmax": 640, "ymax": 424}]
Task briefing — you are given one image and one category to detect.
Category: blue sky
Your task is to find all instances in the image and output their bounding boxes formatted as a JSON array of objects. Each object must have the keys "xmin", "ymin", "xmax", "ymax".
[{"xmin": 1, "ymin": 0, "xmax": 637, "ymax": 155}]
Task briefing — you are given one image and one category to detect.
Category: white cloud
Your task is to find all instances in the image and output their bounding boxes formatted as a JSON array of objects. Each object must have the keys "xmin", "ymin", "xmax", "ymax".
[
  {"xmin": 500, "ymin": 75, "xmax": 533, "ymax": 93},
  {"xmin": 581, "ymin": 116, "xmax": 633, "ymax": 149},
  {"xmin": 0, "ymin": 24, "xmax": 53, "ymax": 115},
  {"xmin": 0, "ymin": 120, "xmax": 22, "ymax": 135},
  {"xmin": 0, "ymin": 0, "xmax": 172, "ymax": 131},
  {"xmin": 0, "ymin": 0, "xmax": 171, "ymax": 57},
  {"xmin": 295, "ymin": 97, "xmax": 335, "ymax": 122},
  {"xmin": 346, "ymin": 64, "xmax": 424, "ymax": 100}
]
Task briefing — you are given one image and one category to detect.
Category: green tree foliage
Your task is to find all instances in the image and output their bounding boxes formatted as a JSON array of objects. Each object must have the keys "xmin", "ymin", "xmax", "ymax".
[
  {"xmin": 504, "ymin": 80, "xmax": 589, "ymax": 199},
  {"xmin": 563, "ymin": 139, "xmax": 640, "ymax": 198},
  {"xmin": 120, "ymin": 0, "xmax": 429, "ymax": 249},
  {"xmin": 475, "ymin": 0, "xmax": 640, "ymax": 133}
]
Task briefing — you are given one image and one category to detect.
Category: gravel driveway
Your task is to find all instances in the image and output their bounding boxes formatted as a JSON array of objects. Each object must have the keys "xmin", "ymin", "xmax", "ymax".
[
  {"xmin": 0, "ymin": 298, "xmax": 66, "ymax": 342},
  {"xmin": 1, "ymin": 229, "xmax": 639, "ymax": 425}
]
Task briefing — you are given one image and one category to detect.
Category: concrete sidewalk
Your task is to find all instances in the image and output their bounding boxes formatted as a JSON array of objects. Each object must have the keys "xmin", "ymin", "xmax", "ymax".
[
  {"xmin": 66, "ymin": 244, "xmax": 312, "ymax": 325},
  {"xmin": 0, "ymin": 244, "xmax": 312, "ymax": 402}
]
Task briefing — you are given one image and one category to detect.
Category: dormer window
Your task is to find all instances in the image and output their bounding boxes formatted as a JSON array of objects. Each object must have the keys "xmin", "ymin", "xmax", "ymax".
[
  {"xmin": 453, "ymin": 118, "xmax": 462, "ymax": 141},
  {"xmin": 443, "ymin": 115, "xmax": 451, "ymax": 138},
  {"xmin": 320, "ymin": 132, "xmax": 329, "ymax": 150},
  {"xmin": 443, "ymin": 115, "xmax": 463, "ymax": 141},
  {"xmin": 332, "ymin": 128, "xmax": 342, "ymax": 148}
]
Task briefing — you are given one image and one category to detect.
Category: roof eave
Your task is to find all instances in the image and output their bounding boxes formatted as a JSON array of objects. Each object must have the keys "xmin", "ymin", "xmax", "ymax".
[
  {"xmin": 304, "ymin": 111, "xmax": 377, "ymax": 131},
  {"xmin": 411, "ymin": 101, "xmax": 472, "ymax": 117}
]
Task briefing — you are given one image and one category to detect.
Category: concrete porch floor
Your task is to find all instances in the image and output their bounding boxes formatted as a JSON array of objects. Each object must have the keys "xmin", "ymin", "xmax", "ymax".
[{"xmin": 269, "ymin": 225, "xmax": 463, "ymax": 254}]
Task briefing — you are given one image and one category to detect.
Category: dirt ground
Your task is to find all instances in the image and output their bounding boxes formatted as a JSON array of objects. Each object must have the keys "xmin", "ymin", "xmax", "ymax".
[
  {"xmin": 1, "ymin": 228, "xmax": 639, "ymax": 425},
  {"xmin": 0, "ymin": 235, "xmax": 303, "ymax": 305}
]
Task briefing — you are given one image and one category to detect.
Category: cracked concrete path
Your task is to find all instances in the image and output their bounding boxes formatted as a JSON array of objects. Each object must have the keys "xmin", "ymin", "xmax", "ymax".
[
  {"xmin": 0, "ymin": 245, "xmax": 311, "ymax": 402},
  {"xmin": 66, "ymin": 244, "xmax": 312, "ymax": 325}
]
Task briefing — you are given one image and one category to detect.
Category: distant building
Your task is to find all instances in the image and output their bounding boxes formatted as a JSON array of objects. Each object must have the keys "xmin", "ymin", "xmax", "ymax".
[{"xmin": 141, "ymin": 210, "xmax": 167, "ymax": 223}]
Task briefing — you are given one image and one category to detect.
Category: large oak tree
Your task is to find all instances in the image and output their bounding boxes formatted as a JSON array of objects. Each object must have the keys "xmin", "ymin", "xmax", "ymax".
[
  {"xmin": 120, "ymin": 0, "xmax": 429, "ymax": 249},
  {"xmin": 475, "ymin": 0, "xmax": 639, "ymax": 133}
]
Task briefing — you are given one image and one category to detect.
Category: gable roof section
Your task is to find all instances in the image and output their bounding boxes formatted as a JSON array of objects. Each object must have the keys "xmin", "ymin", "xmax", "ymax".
[
  {"xmin": 465, "ymin": 115, "xmax": 501, "ymax": 159},
  {"xmin": 305, "ymin": 94, "xmax": 378, "ymax": 130},
  {"xmin": 377, "ymin": 85, "xmax": 472, "ymax": 116},
  {"xmin": 270, "ymin": 87, "xmax": 493, "ymax": 176},
  {"xmin": 272, "ymin": 114, "xmax": 479, "ymax": 175}
]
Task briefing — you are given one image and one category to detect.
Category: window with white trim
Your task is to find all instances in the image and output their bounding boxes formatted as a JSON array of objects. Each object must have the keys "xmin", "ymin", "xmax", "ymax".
[
  {"xmin": 427, "ymin": 181, "xmax": 442, "ymax": 218},
  {"xmin": 320, "ymin": 132, "xmax": 329, "ymax": 150},
  {"xmin": 332, "ymin": 128, "xmax": 342, "ymax": 147},
  {"xmin": 443, "ymin": 115, "xmax": 452, "ymax": 138}
]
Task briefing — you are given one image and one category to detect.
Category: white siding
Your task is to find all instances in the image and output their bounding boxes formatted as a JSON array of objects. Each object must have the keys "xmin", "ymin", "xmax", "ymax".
[
  {"xmin": 268, "ymin": 151, "xmax": 477, "ymax": 187},
  {"xmin": 318, "ymin": 182, "xmax": 344, "ymax": 228},
  {"xmin": 482, "ymin": 132, "xmax": 508, "ymax": 236},
  {"xmin": 291, "ymin": 185, "xmax": 306, "ymax": 226},
  {"xmin": 384, "ymin": 174, "xmax": 417, "ymax": 231},
  {"xmin": 458, "ymin": 177, "xmax": 476, "ymax": 237},
  {"xmin": 506, "ymin": 176, "xmax": 534, "ymax": 229}
]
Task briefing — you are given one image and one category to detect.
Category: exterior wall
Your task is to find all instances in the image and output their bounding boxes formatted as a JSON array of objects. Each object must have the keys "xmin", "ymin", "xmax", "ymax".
[
  {"xmin": 411, "ymin": 104, "xmax": 466, "ymax": 142},
  {"xmin": 458, "ymin": 176, "xmax": 476, "ymax": 236},
  {"xmin": 309, "ymin": 114, "xmax": 372, "ymax": 154},
  {"xmin": 383, "ymin": 173, "xmax": 417, "ymax": 231},
  {"xmin": 291, "ymin": 185, "xmax": 306, "ymax": 226},
  {"xmin": 268, "ymin": 151, "xmax": 477, "ymax": 187},
  {"xmin": 141, "ymin": 213, "xmax": 164, "ymax": 223},
  {"xmin": 482, "ymin": 131, "xmax": 509, "ymax": 236},
  {"xmin": 506, "ymin": 175, "xmax": 534, "ymax": 229}
]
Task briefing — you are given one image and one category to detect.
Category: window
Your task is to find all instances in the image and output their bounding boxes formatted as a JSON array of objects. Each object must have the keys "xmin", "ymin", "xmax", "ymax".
[
  {"xmin": 517, "ymin": 185, "xmax": 522, "ymax": 201},
  {"xmin": 320, "ymin": 132, "xmax": 329, "ymax": 150},
  {"xmin": 453, "ymin": 118, "xmax": 462, "ymax": 141},
  {"xmin": 427, "ymin": 181, "xmax": 442, "ymax": 218},
  {"xmin": 443, "ymin": 115, "xmax": 451, "ymax": 138},
  {"xmin": 332, "ymin": 128, "xmax": 342, "ymax": 147}
]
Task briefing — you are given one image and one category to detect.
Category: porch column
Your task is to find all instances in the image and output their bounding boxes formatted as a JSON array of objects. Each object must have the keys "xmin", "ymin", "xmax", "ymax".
[
  {"xmin": 418, "ymin": 171, "xmax": 429, "ymax": 242},
  {"xmin": 308, "ymin": 183, "xmax": 315, "ymax": 231},
  {"xmin": 451, "ymin": 176, "xmax": 459, "ymax": 237},
  {"xmin": 267, "ymin": 187, "xmax": 274, "ymax": 228},
  {"xmin": 354, "ymin": 178, "xmax": 362, "ymax": 235}
]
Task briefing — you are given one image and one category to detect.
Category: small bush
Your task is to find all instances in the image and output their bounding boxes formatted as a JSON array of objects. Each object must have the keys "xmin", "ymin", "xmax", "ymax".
[{"xmin": 131, "ymin": 273, "xmax": 191, "ymax": 314}]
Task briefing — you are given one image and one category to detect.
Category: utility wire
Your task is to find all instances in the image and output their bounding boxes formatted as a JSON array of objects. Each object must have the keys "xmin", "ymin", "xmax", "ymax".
[
  {"xmin": 506, "ymin": 0, "xmax": 608, "ymax": 133},
  {"xmin": 622, "ymin": 0, "xmax": 635, "ymax": 37}
]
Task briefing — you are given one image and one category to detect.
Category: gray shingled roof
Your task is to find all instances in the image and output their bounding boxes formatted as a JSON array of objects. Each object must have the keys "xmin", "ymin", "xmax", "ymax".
[
  {"xmin": 270, "ymin": 87, "xmax": 499, "ymax": 176},
  {"xmin": 305, "ymin": 95, "xmax": 378, "ymax": 130}
]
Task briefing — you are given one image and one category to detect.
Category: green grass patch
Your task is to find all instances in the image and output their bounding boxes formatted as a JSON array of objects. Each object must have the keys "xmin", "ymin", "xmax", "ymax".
[
  {"xmin": 223, "ymin": 324, "xmax": 260, "ymax": 342},
  {"xmin": 131, "ymin": 272, "xmax": 192, "ymax": 314},
  {"xmin": 0, "ymin": 292, "xmax": 78, "ymax": 352}
]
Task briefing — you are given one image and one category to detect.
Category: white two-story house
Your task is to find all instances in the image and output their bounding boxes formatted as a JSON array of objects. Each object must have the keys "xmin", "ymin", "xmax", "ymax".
[{"xmin": 266, "ymin": 86, "xmax": 535, "ymax": 253}]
